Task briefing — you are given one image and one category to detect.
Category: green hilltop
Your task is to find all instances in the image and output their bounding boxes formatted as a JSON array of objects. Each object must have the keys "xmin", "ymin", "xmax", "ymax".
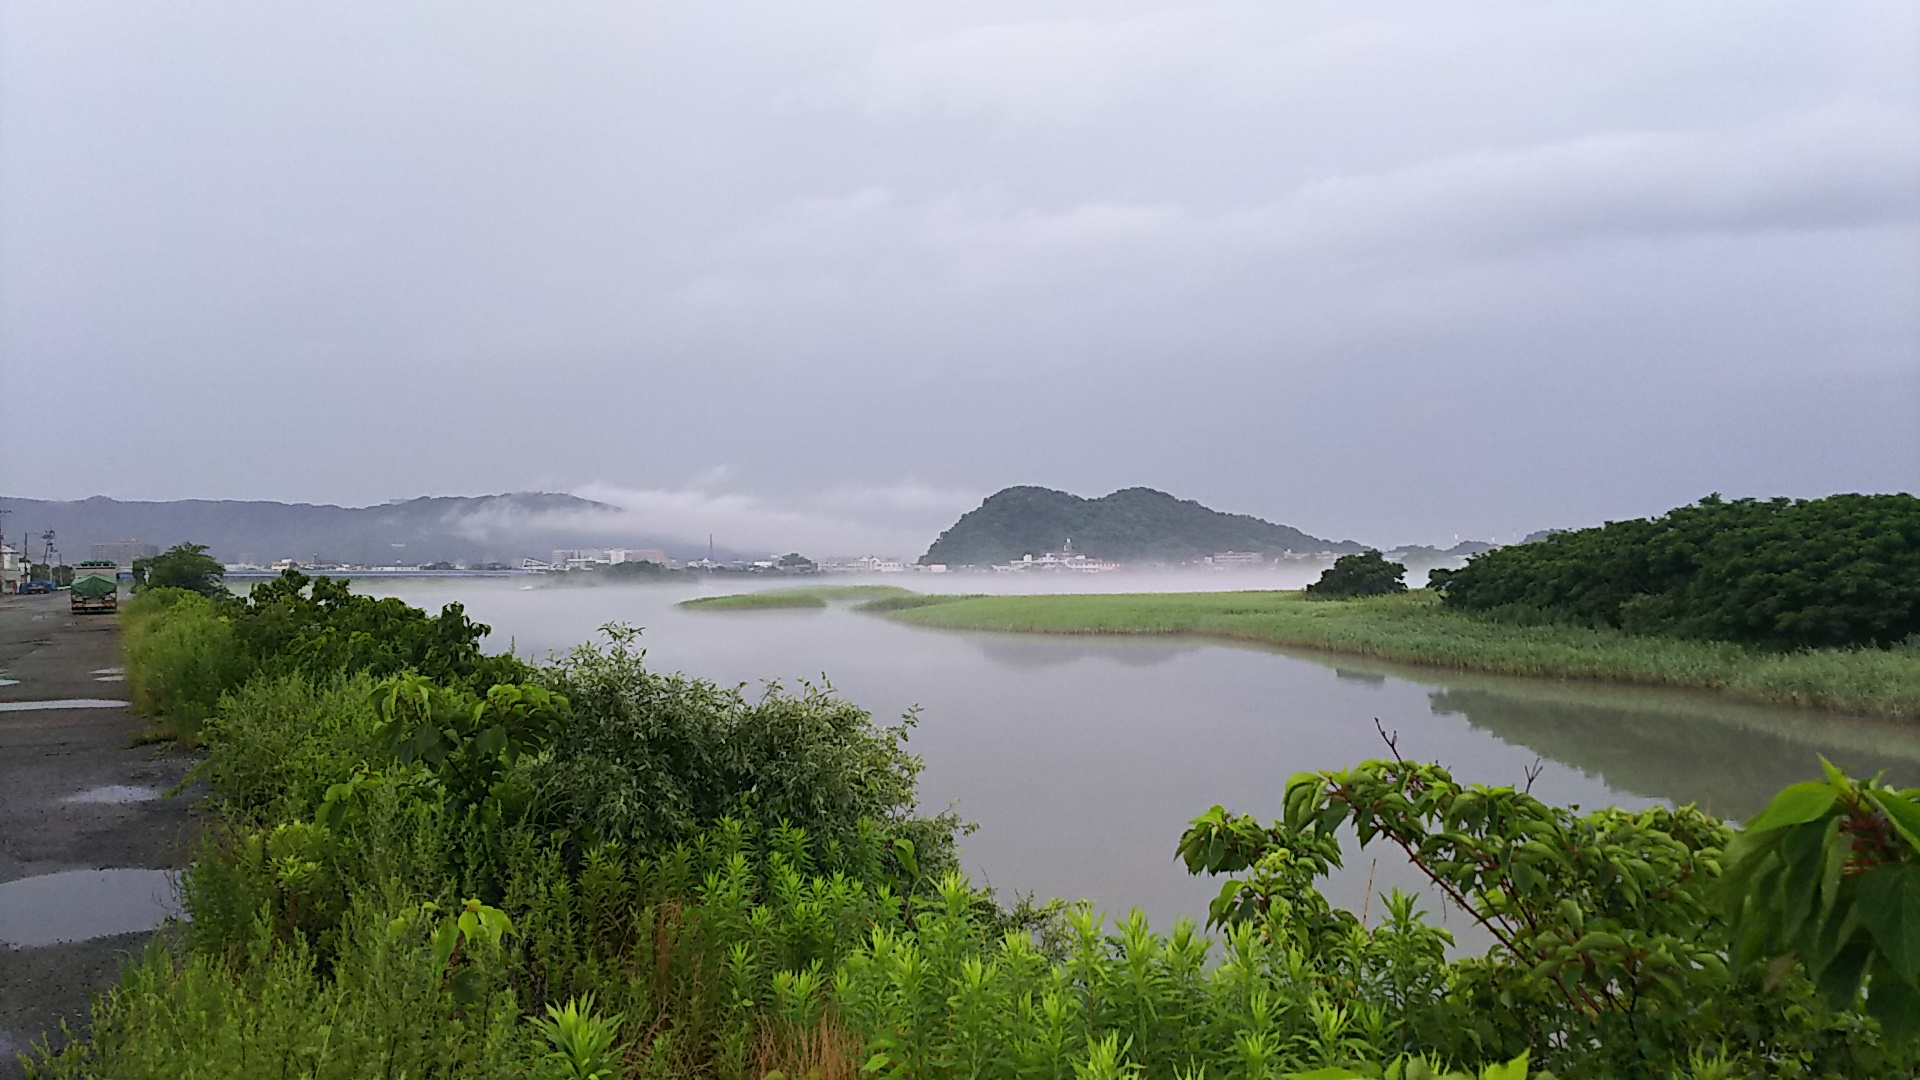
[{"xmin": 919, "ymin": 486, "xmax": 1362, "ymax": 566}]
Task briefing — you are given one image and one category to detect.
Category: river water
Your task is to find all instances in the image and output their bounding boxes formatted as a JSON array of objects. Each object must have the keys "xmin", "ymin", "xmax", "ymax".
[{"xmin": 363, "ymin": 575, "xmax": 1920, "ymax": 936}]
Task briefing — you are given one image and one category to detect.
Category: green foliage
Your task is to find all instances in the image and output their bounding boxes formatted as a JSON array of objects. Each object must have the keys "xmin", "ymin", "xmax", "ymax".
[
  {"xmin": 118, "ymin": 563, "xmax": 528, "ymax": 738},
  {"xmin": 120, "ymin": 588, "xmax": 248, "ymax": 738},
  {"xmin": 922, "ymin": 485, "xmax": 1350, "ymax": 566},
  {"xmin": 534, "ymin": 994, "xmax": 625, "ymax": 1080},
  {"xmin": 236, "ymin": 569, "xmax": 530, "ymax": 689},
  {"xmin": 132, "ymin": 542, "xmax": 226, "ymax": 596},
  {"xmin": 855, "ymin": 592, "xmax": 977, "ymax": 614},
  {"xmin": 1439, "ymin": 493, "xmax": 1920, "ymax": 649},
  {"xmin": 681, "ymin": 585, "xmax": 915, "ymax": 610},
  {"xmin": 528, "ymin": 626, "xmax": 958, "ymax": 870},
  {"xmin": 1307, "ymin": 552, "xmax": 1409, "ymax": 599},
  {"xmin": 1722, "ymin": 759, "xmax": 1920, "ymax": 1041},
  {"xmin": 1192, "ymin": 757, "xmax": 1905, "ymax": 1076},
  {"xmin": 24, "ymin": 899, "xmax": 533, "ymax": 1080}
]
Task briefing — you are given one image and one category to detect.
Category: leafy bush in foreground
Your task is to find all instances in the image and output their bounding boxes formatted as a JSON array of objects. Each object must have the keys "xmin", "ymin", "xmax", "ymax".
[
  {"xmin": 529, "ymin": 625, "xmax": 957, "ymax": 871},
  {"xmin": 1437, "ymin": 494, "xmax": 1920, "ymax": 649}
]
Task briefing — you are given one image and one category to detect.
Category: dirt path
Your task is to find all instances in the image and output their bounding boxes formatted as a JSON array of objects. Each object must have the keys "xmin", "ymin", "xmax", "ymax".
[{"xmin": 0, "ymin": 594, "xmax": 199, "ymax": 1076}]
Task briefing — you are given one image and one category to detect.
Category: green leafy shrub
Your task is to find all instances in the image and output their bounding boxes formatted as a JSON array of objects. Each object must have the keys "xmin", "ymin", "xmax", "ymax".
[
  {"xmin": 119, "ymin": 565, "xmax": 528, "ymax": 738},
  {"xmin": 131, "ymin": 542, "xmax": 227, "ymax": 596},
  {"xmin": 236, "ymin": 570, "xmax": 530, "ymax": 689},
  {"xmin": 1722, "ymin": 759, "xmax": 1920, "ymax": 1041},
  {"xmin": 1307, "ymin": 551, "xmax": 1409, "ymax": 599},
  {"xmin": 1439, "ymin": 493, "xmax": 1920, "ymax": 649},
  {"xmin": 529, "ymin": 626, "xmax": 958, "ymax": 870},
  {"xmin": 1191, "ymin": 756, "xmax": 1906, "ymax": 1076},
  {"xmin": 120, "ymin": 588, "xmax": 248, "ymax": 739}
]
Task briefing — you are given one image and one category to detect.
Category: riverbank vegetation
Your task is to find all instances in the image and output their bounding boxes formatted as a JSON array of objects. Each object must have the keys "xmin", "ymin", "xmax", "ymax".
[
  {"xmin": 875, "ymin": 591, "xmax": 1920, "ymax": 721},
  {"xmin": 36, "ymin": 569, "xmax": 1920, "ymax": 1076},
  {"xmin": 679, "ymin": 585, "xmax": 915, "ymax": 611},
  {"xmin": 1433, "ymin": 494, "xmax": 1920, "ymax": 650}
]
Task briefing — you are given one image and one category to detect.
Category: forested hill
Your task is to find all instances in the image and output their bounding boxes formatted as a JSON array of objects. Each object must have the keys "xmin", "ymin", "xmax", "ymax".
[
  {"xmin": 920, "ymin": 486, "xmax": 1363, "ymax": 565},
  {"xmin": 0, "ymin": 492, "xmax": 685, "ymax": 566}
]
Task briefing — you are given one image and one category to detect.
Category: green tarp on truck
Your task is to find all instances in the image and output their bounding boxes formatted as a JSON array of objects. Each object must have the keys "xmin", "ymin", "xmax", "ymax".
[{"xmin": 70, "ymin": 574, "xmax": 118, "ymax": 613}]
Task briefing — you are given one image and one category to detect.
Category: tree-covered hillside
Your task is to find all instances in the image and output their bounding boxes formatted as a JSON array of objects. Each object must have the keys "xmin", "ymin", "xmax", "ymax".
[
  {"xmin": 0, "ymin": 492, "xmax": 694, "ymax": 566},
  {"xmin": 920, "ymin": 486, "xmax": 1359, "ymax": 565}
]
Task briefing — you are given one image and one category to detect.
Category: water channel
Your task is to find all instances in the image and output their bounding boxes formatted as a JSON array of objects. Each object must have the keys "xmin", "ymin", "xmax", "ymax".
[{"xmin": 366, "ymin": 576, "xmax": 1920, "ymax": 935}]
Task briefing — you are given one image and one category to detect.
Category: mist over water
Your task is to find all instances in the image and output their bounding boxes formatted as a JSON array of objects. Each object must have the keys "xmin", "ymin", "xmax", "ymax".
[{"xmin": 366, "ymin": 575, "xmax": 1920, "ymax": 934}]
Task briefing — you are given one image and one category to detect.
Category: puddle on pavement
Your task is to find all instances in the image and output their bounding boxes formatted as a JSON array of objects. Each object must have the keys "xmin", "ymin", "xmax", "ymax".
[
  {"xmin": 91, "ymin": 668, "xmax": 124, "ymax": 675},
  {"xmin": 0, "ymin": 699, "xmax": 129, "ymax": 713},
  {"xmin": 0, "ymin": 678, "xmax": 17, "ymax": 687},
  {"xmin": 0, "ymin": 869, "xmax": 185, "ymax": 948},
  {"xmin": 94, "ymin": 675, "xmax": 125, "ymax": 682},
  {"xmin": 64, "ymin": 785, "xmax": 160, "ymax": 805}
]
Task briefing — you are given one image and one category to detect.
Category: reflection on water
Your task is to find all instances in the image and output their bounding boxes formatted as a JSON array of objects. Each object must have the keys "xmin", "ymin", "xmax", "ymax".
[
  {"xmin": 360, "ymin": 577, "xmax": 1920, "ymax": 931},
  {"xmin": 975, "ymin": 638, "xmax": 1202, "ymax": 671},
  {"xmin": 1428, "ymin": 686, "xmax": 1920, "ymax": 822},
  {"xmin": 0, "ymin": 869, "xmax": 184, "ymax": 948},
  {"xmin": 63, "ymin": 785, "xmax": 161, "ymax": 805}
]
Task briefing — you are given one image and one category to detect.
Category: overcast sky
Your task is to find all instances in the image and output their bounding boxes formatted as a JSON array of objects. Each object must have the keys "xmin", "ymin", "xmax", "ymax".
[{"xmin": 3, "ymin": 1, "xmax": 1915, "ymax": 551}]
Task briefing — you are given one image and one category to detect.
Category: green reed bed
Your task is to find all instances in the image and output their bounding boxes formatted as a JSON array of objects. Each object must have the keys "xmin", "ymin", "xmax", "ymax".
[
  {"xmin": 679, "ymin": 584, "xmax": 915, "ymax": 611},
  {"xmin": 880, "ymin": 590, "xmax": 1920, "ymax": 721}
]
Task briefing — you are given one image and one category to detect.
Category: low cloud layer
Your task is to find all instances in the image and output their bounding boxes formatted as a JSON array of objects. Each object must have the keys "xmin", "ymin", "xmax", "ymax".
[
  {"xmin": 2, "ymin": 1, "xmax": 1913, "ymax": 547},
  {"xmin": 566, "ymin": 481, "xmax": 981, "ymax": 558}
]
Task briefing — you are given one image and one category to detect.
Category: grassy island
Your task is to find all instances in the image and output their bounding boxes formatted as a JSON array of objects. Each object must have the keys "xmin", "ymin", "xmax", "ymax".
[
  {"xmin": 677, "ymin": 584, "xmax": 915, "ymax": 610},
  {"xmin": 875, "ymin": 589, "xmax": 1920, "ymax": 720}
]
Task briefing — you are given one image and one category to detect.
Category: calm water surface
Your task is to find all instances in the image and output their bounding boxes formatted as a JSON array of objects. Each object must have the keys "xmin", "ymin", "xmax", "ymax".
[{"xmin": 366, "ymin": 577, "xmax": 1920, "ymax": 933}]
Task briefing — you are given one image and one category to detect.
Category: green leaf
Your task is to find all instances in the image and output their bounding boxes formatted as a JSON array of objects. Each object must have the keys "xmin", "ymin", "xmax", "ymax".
[
  {"xmin": 1481, "ymin": 1052, "xmax": 1530, "ymax": 1080},
  {"xmin": 1867, "ymin": 956, "xmax": 1920, "ymax": 1045},
  {"xmin": 448, "ymin": 968, "xmax": 485, "ymax": 1004},
  {"xmin": 1815, "ymin": 942, "xmax": 1872, "ymax": 1011},
  {"xmin": 1778, "ymin": 818, "xmax": 1838, "ymax": 944},
  {"xmin": 1868, "ymin": 787, "xmax": 1920, "ymax": 851},
  {"xmin": 1859, "ymin": 863, "xmax": 1920, "ymax": 984},
  {"xmin": 1745, "ymin": 781, "xmax": 1840, "ymax": 834}
]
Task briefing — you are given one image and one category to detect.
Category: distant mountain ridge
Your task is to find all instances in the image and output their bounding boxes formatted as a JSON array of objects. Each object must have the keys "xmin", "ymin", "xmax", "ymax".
[
  {"xmin": 0, "ymin": 492, "xmax": 696, "ymax": 566},
  {"xmin": 920, "ymin": 486, "xmax": 1363, "ymax": 566}
]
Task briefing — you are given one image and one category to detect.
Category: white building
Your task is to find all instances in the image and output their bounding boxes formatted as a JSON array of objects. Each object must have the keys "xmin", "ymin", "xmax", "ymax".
[
  {"xmin": 1209, "ymin": 551, "xmax": 1264, "ymax": 568},
  {"xmin": 0, "ymin": 544, "xmax": 21, "ymax": 594},
  {"xmin": 991, "ymin": 541, "xmax": 1118, "ymax": 573}
]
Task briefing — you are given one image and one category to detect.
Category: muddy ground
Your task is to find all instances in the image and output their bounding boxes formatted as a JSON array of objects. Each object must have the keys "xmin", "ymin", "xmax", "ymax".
[{"xmin": 0, "ymin": 593, "xmax": 200, "ymax": 1076}]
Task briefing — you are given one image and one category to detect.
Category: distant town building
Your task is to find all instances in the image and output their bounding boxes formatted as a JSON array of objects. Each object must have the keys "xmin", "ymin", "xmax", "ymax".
[
  {"xmin": 549, "ymin": 547, "xmax": 672, "ymax": 571},
  {"xmin": 90, "ymin": 540, "xmax": 160, "ymax": 569},
  {"xmin": 0, "ymin": 544, "xmax": 21, "ymax": 594},
  {"xmin": 1209, "ymin": 551, "xmax": 1263, "ymax": 568},
  {"xmin": 991, "ymin": 540, "xmax": 1118, "ymax": 573},
  {"xmin": 608, "ymin": 548, "xmax": 670, "ymax": 565}
]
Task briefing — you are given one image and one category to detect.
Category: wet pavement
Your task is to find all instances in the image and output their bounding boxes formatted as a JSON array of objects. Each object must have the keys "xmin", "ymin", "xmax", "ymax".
[{"xmin": 0, "ymin": 594, "xmax": 199, "ymax": 1076}]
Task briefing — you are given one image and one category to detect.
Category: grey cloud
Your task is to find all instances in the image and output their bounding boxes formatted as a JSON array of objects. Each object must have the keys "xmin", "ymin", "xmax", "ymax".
[{"xmin": 1, "ymin": 0, "xmax": 1913, "ymax": 547}]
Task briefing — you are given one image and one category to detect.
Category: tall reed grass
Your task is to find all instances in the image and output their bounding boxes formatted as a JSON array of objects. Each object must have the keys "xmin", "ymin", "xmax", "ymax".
[{"xmin": 883, "ymin": 590, "xmax": 1920, "ymax": 721}]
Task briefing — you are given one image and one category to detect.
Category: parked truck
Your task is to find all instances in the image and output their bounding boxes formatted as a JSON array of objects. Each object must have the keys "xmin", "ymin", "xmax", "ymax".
[{"xmin": 69, "ymin": 560, "xmax": 120, "ymax": 614}]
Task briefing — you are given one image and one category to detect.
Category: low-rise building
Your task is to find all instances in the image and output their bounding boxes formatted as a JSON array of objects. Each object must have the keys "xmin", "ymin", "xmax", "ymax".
[
  {"xmin": 1209, "ymin": 551, "xmax": 1264, "ymax": 568},
  {"xmin": 0, "ymin": 544, "xmax": 22, "ymax": 594}
]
